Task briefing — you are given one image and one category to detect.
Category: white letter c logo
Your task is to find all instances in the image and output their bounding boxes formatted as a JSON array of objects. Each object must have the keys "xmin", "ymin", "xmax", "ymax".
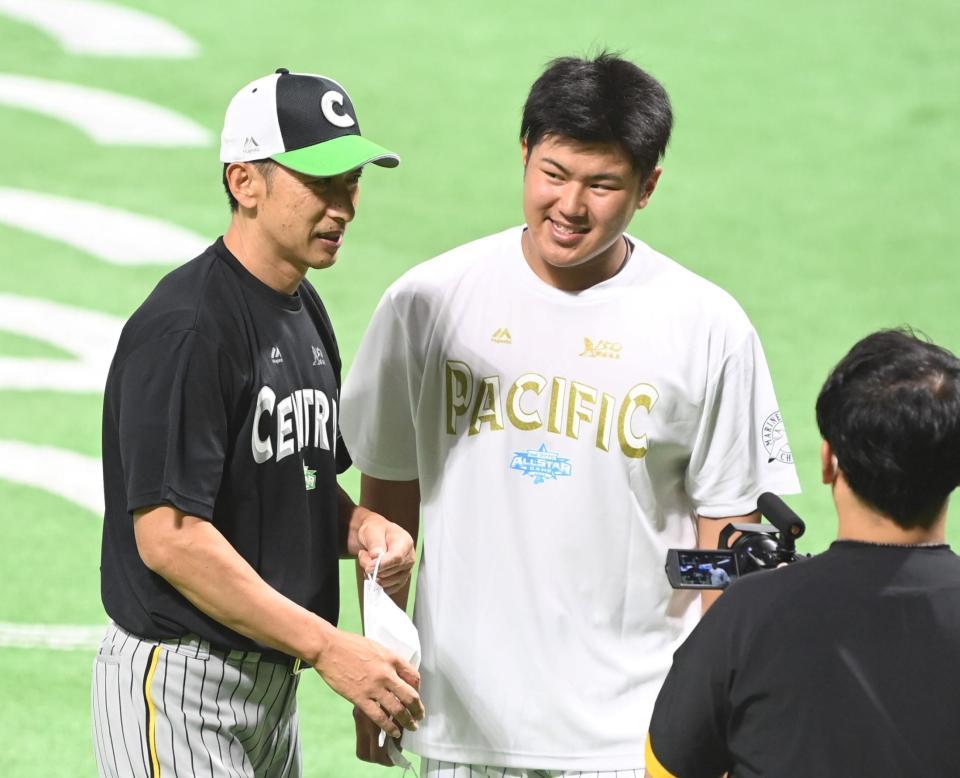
[{"xmin": 320, "ymin": 91, "xmax": 355, "ymax": 128}]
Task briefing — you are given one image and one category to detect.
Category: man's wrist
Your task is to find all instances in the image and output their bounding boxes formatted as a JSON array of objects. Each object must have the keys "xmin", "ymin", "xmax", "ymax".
[
  {"xmin": 301, "ymin": 616, "xmax": 338, "ymax": 668},
  {"xmin": 349, "ymin": 507, "xmax": 386, "ymax": 557}
]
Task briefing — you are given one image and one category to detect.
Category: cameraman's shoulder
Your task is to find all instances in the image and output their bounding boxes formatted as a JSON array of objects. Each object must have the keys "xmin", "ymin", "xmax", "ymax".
[{"xmin": 721, "ymin": 554, "xmax": 823, "ymax": 613}]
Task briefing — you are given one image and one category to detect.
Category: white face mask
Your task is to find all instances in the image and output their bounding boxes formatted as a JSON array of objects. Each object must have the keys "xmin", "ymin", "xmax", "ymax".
[{"xmin": 363, "ymin": 554, "xmax": 422, "ymax": 769}]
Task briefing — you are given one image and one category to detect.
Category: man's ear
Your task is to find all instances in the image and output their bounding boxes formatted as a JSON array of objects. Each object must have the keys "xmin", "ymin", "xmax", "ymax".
[
  {"xmin": 637, "ymin": 166, "xmax": 662, "ymax": 210},
  {"xmin": 821, "ymin": 440, "xmax": 839, "ymax": 484},
  {"xmin": 521, "ymin": 138, "xmax": 530, "ymax": 168},
  {"xmin": 225, "ymin": 162, "xmax": 263, "ymax": 210}
]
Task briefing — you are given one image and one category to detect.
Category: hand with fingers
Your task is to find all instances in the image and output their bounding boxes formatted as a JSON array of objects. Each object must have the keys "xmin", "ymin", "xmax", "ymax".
[
  {"xmin": 356, "ymin": 513, "xmax": 416, "ymax": 594},
  {"xmin": 314, "ymin": 628, "xmax": 424, "ymax": 739},
  {"xmin": 354, "ymin": 705, "xmax": 396, "ymax": 765}
]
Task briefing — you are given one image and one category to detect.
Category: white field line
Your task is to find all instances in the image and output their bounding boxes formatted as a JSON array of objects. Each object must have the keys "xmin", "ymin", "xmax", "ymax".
[
  {"xmin": 0, "ymin": 441, "xmax": 103, "ymax": 515},
  {"xmin": 0, "ymin": 622, "xmax": 106, "ymax": 650},
  {"xmin": 0, "ymin": 293, "xmax": 123, "ymax": 391},
  {"xmin": 0, "ymin": 0, "xmax": 198, "ymax": 58},
  {"xmin": 0, "ymin": 74, "xmax": 211, "ymax": 146},
  {"xmin": 0, "ymin": 188, "xmax": 207, "ymax": 265}
]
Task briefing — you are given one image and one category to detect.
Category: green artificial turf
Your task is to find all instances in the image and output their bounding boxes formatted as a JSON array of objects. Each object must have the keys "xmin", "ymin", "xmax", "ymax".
[{"xmin": 0, "ymin": 0, "xmax": 957, "ymax": 774}]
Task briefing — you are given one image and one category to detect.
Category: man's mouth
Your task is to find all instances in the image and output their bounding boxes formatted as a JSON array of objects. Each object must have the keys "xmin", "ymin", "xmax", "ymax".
[
  {"xmin": 315, "ymin": 230, "xmax": 343, "ymax": 247},
  {"xmin": 548, "ymin": 218, "xmax": 590, "ymax": 240},
  {"xmin": 549, "ymin": 218, "xmax": 589, "ymax": 234}
]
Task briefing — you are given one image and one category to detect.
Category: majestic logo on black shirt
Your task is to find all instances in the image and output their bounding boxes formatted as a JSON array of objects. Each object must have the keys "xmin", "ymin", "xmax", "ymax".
[{"xmin": 251, "ymin": 385, "xmax": 338, "ymax": 464}]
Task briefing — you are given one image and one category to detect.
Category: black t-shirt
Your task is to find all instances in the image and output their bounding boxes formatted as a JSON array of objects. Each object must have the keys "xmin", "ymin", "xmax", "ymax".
[
  {"xmin": 100, "ymin": 238, "xmax": 350, "ymax": 653},
  {"xmin": 647, "ymin": 541, "xmax": 960, "ymax": 778}
]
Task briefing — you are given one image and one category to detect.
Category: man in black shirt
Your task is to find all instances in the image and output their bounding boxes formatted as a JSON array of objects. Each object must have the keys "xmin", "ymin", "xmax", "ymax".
[
  {"xmin": 645, "ymin": 329, "xmax": 960, "ymax": 777},
  {"xmin": 92, "ymin": 69, "xmax": 423, "ymax": 777}
]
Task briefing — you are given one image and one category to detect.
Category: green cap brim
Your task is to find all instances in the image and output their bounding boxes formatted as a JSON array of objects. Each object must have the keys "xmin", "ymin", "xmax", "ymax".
[{"xmin": 271, "ymin": 134, "xmax": 400, "ymax": 176}]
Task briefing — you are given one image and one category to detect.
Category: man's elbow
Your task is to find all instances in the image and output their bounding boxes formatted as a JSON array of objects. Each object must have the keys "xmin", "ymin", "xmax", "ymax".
[{"xmin": 132, "ymin": 505, "xmax": 195, "ymax": 576}]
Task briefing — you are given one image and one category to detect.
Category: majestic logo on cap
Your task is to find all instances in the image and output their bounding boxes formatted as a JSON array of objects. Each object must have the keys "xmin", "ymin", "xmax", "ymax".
[
  {"xmin": 320, "ymin": 90, "xmax": 355, "ymax": 128},
  {"xmin": 243, "ymin": 136, "xmax": 260, "ymax": 153}
]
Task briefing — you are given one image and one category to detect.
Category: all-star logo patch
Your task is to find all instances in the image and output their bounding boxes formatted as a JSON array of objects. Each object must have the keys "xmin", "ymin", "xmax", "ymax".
[
  {"xmin": 579, "ymin": 337, "xmax": 622, "ymax": 359},
  {"xmin": 303, "ymin": 464, "xmax": 317, "ymax": 490},
  {"xmin": 510, "ymin": 443, "xmax": 572, "ymax": 484},
  {"xmin": 762, "ymin": 411, "xmax": 793, "ymax": 464}
]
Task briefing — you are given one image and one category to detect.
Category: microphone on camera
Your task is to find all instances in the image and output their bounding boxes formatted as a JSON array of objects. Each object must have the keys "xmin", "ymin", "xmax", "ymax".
[{"xmin": 757, "ymin": 492, "xmax": 805, "ymax": 551}]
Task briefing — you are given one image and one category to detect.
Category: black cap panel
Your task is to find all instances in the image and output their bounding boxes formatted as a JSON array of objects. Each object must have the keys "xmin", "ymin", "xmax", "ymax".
[{"xmin": 275, "ymin": 74, "xmax": 362, "ymax": 152}]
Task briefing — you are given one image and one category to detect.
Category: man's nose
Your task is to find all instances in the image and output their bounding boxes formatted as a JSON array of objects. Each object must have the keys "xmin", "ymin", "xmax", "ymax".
[
  {"xmin": 557, "ymin": 183, "xmax": 587, "ymax": 219},
  {"xmin": 325, "ymin": 181, "xmax": 357, "ymax": 223}
]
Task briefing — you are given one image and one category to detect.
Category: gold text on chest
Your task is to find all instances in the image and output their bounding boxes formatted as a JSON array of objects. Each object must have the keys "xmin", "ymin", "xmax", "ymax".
[{"xmin": 444, "ymin": 360, "xmax": 658, "ymax": 458}]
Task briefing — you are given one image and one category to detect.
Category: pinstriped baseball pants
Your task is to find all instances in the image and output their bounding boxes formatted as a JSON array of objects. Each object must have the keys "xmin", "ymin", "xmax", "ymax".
[
  {"xmin": 420, "ymin": 759, "xmax": 644, "ymax": 778},
  {"xmin": 92, "ymin": 623, "xmax": 301, "ymax": 777}
]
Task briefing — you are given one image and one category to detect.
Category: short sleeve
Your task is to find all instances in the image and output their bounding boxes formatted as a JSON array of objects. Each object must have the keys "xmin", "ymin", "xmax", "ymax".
[
  {"xmin": 686, "ymin": 329, "xmax": 801, "ymax": 517},
  {"xmin": 118, "ymin": 330, "xmax": 240, "ymax": 519},
  {"xmin": 340, "ymin": 288, "xmax": 421, "ymax": 480},
  {"xmin": 646, "ymin": 602, "xmax": 735, "ymax": 777}
]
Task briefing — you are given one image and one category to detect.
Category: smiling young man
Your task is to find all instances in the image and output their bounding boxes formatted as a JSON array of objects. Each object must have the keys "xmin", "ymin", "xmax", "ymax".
[
  {"xmin": 340, "ymin": 54, "xmax": 799, "ymax": 776},
  {"xmin": 92, "ymin": 69, "xmax": 424, "ymax": 777}
]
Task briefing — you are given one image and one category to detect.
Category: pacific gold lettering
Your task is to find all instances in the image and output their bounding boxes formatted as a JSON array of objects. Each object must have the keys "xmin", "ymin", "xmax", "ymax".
[
  {"xmin": 506, "ymin": 373, "xmax": 546, "ymax": 431},
  {"xmin": 618, "ymin": 383, "xmax": 660, "ymax": 458},
  {"xmin": 596, "ymin": 392, "xmax": 616, "ymax": 452},
  {"xmin": 566, "ymin": 381, "xmax": 598, "ymax": 440},
  {"xmin": 445, "ymin": 361, "xmax": 473, "ymax": 435},
  {"xmin": 547, "ymin": 377, "xmax": 567, "ymax": 434},
  {"xmin": 469, "ymin": 376, "xmax": 504, "ymax": 435}
]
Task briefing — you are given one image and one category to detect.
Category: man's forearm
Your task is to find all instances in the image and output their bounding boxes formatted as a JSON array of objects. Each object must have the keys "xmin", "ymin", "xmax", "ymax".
[
  {"xmin": 697, "ymin": 511, "xmax": 760, "ymax": 612},
  {"xmin": 356, "ymin": 475, "xmax": 420, "ymax": 614},
  {"xmin": 134, "ymin": 505, "xmax": 335, "ymax": 663}
]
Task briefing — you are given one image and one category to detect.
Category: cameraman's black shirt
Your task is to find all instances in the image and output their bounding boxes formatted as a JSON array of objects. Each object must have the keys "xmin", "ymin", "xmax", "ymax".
[
  {"xmin": 646, "ymin": 541, "xmax": 960, "ymax": 778},
  {"xmin": 100, "ymin": 239, "xmax": 350, "ymax": 653}
]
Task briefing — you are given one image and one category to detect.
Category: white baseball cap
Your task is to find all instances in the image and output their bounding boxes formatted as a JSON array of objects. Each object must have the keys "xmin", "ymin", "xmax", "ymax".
[{"xmin": 220, "ymin": 68, "xmax": 400, "ymax": 176}]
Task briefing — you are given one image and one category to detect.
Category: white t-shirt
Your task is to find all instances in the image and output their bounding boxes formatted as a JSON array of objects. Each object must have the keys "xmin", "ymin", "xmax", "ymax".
[{"xmin": 341, "ymin": 226, "xmax": 800, "ymax": 771}]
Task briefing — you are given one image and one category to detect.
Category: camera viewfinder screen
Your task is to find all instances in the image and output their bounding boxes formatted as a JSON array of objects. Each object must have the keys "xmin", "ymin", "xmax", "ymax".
[{"xmin": 677, "ymin": 550, "xmax": 739, "ymax": 588}]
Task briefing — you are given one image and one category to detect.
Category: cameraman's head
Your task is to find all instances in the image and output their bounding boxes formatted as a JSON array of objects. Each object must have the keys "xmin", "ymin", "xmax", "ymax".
[{"xmin": 816, "ymin": 329, "xmax": 960, "ymax": 530}]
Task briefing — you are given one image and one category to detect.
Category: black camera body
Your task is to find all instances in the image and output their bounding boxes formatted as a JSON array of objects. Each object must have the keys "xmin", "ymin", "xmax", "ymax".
[{"xmin": 666, "ymin": 493, "xmax": 809, "ymax": 590}]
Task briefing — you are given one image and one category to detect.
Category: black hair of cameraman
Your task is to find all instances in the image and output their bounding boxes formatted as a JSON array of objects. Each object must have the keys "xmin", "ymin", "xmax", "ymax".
[{"xmin": 816, "ymin": 328, "xmax": 960, "ymax": 529}]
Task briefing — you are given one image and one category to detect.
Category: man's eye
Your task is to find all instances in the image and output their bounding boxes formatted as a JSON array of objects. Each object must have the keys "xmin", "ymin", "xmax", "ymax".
[{"xmin": 544, "ymin": 170, "xmax": 562, "ymax": 180}]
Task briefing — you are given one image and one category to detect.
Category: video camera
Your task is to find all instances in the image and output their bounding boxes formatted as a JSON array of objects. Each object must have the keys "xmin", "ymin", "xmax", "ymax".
[{"xmin": 665, "ymin": 493, "xmax": 808, "ymax": 590}]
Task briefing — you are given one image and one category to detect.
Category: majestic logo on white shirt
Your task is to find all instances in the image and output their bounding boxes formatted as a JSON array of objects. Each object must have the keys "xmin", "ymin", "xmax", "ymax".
[
  {"xmin": 490, "ymin": 328, "xmax": 512, "ymax": 344},
  {"xmin": 762, "ymin": 411, "xmax": 793, "ymax": 464},
  {"xmin": 312, "ymin": 345, "xmax": 325, "ymax": 366},
  {"xmin": 270, "ymin": 346, "xmax": 283, "ymax": 364},
  {"xmin": 579, "ymin": 338, "xmax": 622, "ymax": 359}
]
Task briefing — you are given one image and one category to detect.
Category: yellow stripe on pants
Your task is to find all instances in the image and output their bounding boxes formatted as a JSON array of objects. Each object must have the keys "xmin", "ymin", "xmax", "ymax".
[{"xmin": 143, "ymin": 645, "xmax": 162, "ymax": 778}]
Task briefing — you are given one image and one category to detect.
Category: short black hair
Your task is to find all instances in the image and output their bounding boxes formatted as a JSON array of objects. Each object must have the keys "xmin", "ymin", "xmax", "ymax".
[
  {"xmin": 222, "ymin": 159, "xmax": 277, "ymax": 211},
  {"xmin": 520, "ymin": 51, "xmax": 673, "ymax": 180},
  {"xmin": 816, "ymin": 329, "xmax": 960, "ymax": 529}
]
